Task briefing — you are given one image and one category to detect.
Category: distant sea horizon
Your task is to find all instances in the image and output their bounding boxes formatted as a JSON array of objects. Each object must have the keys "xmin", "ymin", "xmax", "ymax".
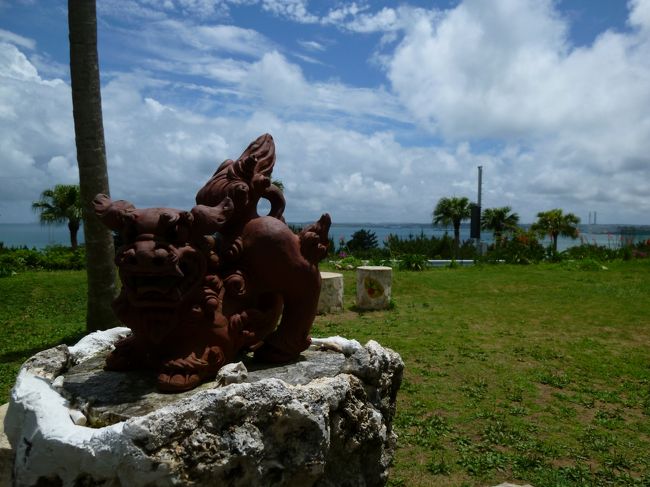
[{"xmin": 2, "ymin": 222, "xmax": 649, "ymax": 252}]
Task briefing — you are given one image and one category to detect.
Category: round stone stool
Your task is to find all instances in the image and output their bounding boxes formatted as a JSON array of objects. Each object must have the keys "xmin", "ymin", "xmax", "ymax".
[
  {"xmin": 356, "ymin": 266, "xmax": 392, "ymax": 310},
  {"xmin": 318, "ymin": 272, "xmax": 344, "ymax": 314}
]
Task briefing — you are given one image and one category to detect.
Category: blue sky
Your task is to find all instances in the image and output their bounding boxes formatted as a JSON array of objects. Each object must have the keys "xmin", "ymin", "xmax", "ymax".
[{"xmin": 0, "ymin": 0, "xmax": 649, "ymax": 224}]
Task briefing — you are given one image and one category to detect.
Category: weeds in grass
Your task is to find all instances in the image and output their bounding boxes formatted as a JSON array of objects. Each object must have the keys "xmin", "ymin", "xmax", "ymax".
[
  {"xmin": 461, "ymin": 378, "xmax": 489, "ymax": 401},
  {"xmin": 537, "ymin": 369, "xmax": 572, "ymax": 388},
  {"xmin": 457, "ymin": 446, "xmax": 508, "ymax": 477},
  {"xmin": 506, "ymin": 385, "xmax": 525, "ymax": 403},
  {"xmin": 508, "ymin": 406, "xmax": 527, "ymax": 416},
  {"xmin": 642, "ymin": 395, "xmax": 650, "ymax": 417},
  {"xmin": 386, "ymin": 478, "xmax": 406, "ymax": 486},
  {"xmin": 581, "ymin": 426, "xmax": 616, "ymax": 452},
  {"xmin": 483, "ymin": 419, "xmax": 524, "ymax": 446},
  {"xmin": 426, "ymin": 455, "xmax": 452, "ymax": 475},
  {"xmin": 594, "ymin": 408, "xmax": 625, "ymax": 429}
]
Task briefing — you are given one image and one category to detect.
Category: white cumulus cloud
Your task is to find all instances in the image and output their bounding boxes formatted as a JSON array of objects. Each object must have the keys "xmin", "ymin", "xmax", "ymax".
[{"xmin": 384, "ymin": 0, "xmax": 650, "ymax": 220}]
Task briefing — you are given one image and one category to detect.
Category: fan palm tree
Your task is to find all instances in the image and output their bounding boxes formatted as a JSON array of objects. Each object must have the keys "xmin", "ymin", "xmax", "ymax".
[
  {"xmin": 69, "ymin": 0, "xmax": 117, "ymax": 330},
  {"xmin": 432, "ymin": 196, "xmax": 472, "ymax": 254},
  {"xmin": 32, "ymin": 185, "xmax": 83, "ymax": 250},
  {"xmin": 481, "ymin": 206, "xmax": 520, "ymax": 245},
  {"xmin": 271, "ymin": 179, "xmax": 284, "ymax": 192},
  {"xmin": 531, "ymin": 208, "xmax": 580, "ymax": 252}
]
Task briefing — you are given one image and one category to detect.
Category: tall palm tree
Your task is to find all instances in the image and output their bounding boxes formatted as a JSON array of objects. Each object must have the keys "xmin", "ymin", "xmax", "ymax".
[
  {"xmin": 69, "ymin": 0, "xmax": 117, "ymax": 331},
  {"xmin": 432, "ymin": 196, "xmax": 472, "ymax": 254},
  {"xmin": 531, "ymin": 208, "xmax": 580, "ymax": 252},
  {"xmin": 481, "ymin": 206, "xmax": 520, "ymax": 245},
  {"xmin": 32, "ymin": 185, "xmax": 82, "ymax": 250}
]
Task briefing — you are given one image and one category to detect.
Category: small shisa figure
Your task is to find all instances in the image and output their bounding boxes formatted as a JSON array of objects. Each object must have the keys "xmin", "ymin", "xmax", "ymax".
[{"xmin": 94, "ymin": 134, "xmax": 330, "ymax": 392}]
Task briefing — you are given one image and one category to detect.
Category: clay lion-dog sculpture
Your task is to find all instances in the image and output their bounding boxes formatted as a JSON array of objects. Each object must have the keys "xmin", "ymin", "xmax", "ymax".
[{"xmin": 94, "ymin": 134, "xmax": 331, "ymax": 392}]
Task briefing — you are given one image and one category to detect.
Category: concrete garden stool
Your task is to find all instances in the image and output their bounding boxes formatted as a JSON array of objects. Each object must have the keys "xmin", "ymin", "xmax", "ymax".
[
  {"xmin": 318, "ymin": 271, "xmax": 344, "ymax": 314},
  {"xmin": 356, "ymin": 266, "xmax": 392, "ymax": 310}
]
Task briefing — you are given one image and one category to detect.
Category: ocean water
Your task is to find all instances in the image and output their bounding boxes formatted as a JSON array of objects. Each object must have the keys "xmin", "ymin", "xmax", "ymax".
[
  {"xmin": 2, "ymin": 222, "xmax": 648, "ymax": 252},
  {"xmin": 0, "ymin": 223, "xmax": 82, "ymax": 249}
]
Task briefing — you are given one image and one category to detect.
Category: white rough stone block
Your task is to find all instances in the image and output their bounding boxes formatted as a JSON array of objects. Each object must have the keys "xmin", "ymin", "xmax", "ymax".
[
  {"xmin": 356, "ymin": 266, "xmax": 392, "ymax": 310},
  {"xmin": 317, "ymin": 271, "xmax": 344, "ymax": 314}
]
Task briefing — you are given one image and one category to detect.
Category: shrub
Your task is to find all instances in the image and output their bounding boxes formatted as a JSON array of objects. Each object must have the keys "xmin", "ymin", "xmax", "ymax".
[
  {"xmin": 332, "ymin": 255, "xmax": 364, "ymax": 270},
  {"xmin": 347, "ymin": 247, "xmax": 390, "ymax": 261},
  {"xmin": 347, "ymin": 229, "xmax": 379, "ymax": 252},
  {"xmin": 368, "ymin": 257, "xmax": 397, "ymax": 267},
  {"xmin": 399, "ymin": 254, "xmax": 429, "ymax": 271},
  {"xmin": 560, "ymin": 244, "xmax": 620, "ymax": 262},
  {"xmin": 42, "ymin": 246, "xmax": 86, "ymax": 269},
  {"xmin": 0, "ymin": 245, "xmax": 86, "ymax": 275},
  {"xmin": 386, "ymin": 232, "xmax": 476, "ymax": 260},
  {"xmin": 386, "ymin": 231, "xmax": 443, "ymax": 257},
  {"xmin": 457, "ymin": 239, "xmax": 479, "ymax": 259},
  {"xmin": 630, "ymin": 237, "xmax": 649, "ymax": 259},
  {"xmin": 558, "ymin": 239, "xmax": 649, "ymax": 263},
  {"xmin": 485, "ymin": 229, "xmax": 545, "ymax": 264}
]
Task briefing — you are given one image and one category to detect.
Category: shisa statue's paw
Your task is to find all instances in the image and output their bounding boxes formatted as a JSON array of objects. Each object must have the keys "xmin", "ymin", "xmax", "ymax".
[
  {"xmin": 157, "ymin": 354, "xmax": 207, "ymax": 392},
  {"xmin": 157, "ymin": 348, "xmax": 224, "ymax": 392}
]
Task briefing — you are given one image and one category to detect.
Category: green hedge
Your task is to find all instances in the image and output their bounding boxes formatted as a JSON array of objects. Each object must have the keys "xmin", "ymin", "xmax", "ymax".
[
  {"xmin": 385, "ymin": 232, "xmax": 477, "ymax": 259},
  {"xmin": 0, "ymin": 245, "xmax": 86, "ymax": 276}
]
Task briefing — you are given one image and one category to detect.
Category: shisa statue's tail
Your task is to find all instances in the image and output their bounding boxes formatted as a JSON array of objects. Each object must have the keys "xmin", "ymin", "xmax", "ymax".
[{"xmin": 299, "ymin": 213, "xmax": 331, "ymax": 265}]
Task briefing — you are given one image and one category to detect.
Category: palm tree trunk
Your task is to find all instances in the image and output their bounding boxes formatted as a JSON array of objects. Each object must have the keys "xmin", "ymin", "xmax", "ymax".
[
  {"xmin": 552, "ymin": 233, "xmax": 559, "ymax": 253},
  {"xmin": 69, "ymin": 0, "xmax": 118, "ymax": 331},
  {"xmin": 68, "ymin": 220, "xmax": 79, "ymax": 251},
  {"xmin": 453, "ymin": 222, "xmax": 461, "ymax": 258}
]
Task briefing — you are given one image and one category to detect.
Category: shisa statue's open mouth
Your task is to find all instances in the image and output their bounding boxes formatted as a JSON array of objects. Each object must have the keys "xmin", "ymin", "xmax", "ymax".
[
  {"xmin": 132, "ymin": 274, "xmax": 182, "ymax": 300},
  {"xmin": 117, "ymin": 244, "xmax": 205, "ymax": 307}
]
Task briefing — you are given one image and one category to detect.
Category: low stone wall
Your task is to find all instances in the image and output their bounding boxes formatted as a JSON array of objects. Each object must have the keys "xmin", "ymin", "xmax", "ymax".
[{"xmin": 5, "ymin": 329, "xmax": 403, "ymax": 487}]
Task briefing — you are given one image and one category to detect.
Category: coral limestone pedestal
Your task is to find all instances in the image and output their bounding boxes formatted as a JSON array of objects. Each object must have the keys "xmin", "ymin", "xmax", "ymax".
[{"xmin": 5, "ymin": 328, "xmax": 403, "ymax": 487}]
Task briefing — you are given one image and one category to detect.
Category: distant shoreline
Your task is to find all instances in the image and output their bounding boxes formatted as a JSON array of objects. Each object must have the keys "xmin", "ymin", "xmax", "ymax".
[{"xmin": 1, "ymin": 222, "xmax": 649, "ymax": 251}]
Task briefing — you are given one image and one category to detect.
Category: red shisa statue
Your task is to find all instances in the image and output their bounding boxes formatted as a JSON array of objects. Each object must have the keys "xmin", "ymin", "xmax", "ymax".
[{"xmin": 94, "ymin": 134, "xmax": 330, "ymax": 392}]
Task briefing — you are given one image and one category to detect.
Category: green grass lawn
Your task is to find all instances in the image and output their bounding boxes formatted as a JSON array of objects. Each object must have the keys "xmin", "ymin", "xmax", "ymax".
[
  {"xmin": 0, "ymin": 271, "xmax": 87, "ymax": 400},
  {"xmin": 1, "ymin": 261, "xmax": 649, "ymax": 486}
]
